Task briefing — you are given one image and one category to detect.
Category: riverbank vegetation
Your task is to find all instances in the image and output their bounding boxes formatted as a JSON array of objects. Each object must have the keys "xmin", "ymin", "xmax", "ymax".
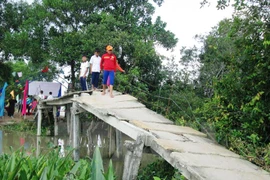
[
  {"xmin": 0, "ymin": 0, "xmax": 269, "ymax": 172},
  {"xmin": 0, "ymin": 146, "xmax": 114, "ymax": 180}
]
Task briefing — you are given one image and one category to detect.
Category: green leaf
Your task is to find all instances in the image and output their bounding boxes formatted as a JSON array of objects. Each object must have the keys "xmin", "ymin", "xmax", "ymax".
[
  {"xmin": 91, "ymin": 147, "xmax": 105, "ymax": 180},
  {"xmin": 70, "ymin": 161, "xmax": 81, "ymax": 176},
  {"xmin": 104, "ymin": 159, "xmax": 114, "ymax": 180}
]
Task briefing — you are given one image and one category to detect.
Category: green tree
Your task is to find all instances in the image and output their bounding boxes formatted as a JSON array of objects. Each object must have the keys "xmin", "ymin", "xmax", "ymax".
[
  {"xmin": 193, "ymin": 0, "xmax": 270, "ymax": 169},
  {"xmin": 0, "ymin": 62, "xmax": 12, "ymax": 86}
]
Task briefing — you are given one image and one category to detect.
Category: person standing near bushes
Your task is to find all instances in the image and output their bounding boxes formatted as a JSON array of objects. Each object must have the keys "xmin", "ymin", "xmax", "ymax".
[
  {"xmin": 100, "ymin": 45, "xmax": 117, "ymax": 98},
  {"xmin": 90, "ymin": 48, "xmax": 101, "ymax": 90},
  {"xmin": 7, "ymin": 95, "xmax": 17, "ymax": 118},
  {"xmin": 79, "ymin": 55, "xmax": 90, "ymax": 91}
]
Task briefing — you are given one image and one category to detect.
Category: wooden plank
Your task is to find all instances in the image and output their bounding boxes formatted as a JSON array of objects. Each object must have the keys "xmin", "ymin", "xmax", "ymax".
[
  {"xmin": 130, "ymin": 121, "xmax": 206, "ymax": 137},
  {"xmin": 153, "ymin": 139, "xmax": 239, "ymax": 158},
  {"xmin": 108, "ymin": 108, "xmax": 173, "ymax": 124}
]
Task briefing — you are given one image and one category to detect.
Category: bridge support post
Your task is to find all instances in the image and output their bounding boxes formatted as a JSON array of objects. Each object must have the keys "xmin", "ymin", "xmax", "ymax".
[
  {"xmin": 53, "ymin": 106, "xmax": 58, "ymax": 136},
  {"xmin": 66, "ymin": 104, "xmax": 71, "ymax": 135},
  {"xmin": 108, "ymin": 126, "xmax": 114, "ymax": 157},
  {"xmin": 115, "ymin": 129, "xmax": 123, "ymax": 158},
  {"xmin": 37, "ymin": 105, "xmax": 42, "ymax": 136},
  {"xmin": 122, "ymin": 135, "xmax": 144, "ymax": 180},
  {"xmin": 36, "ymin": 136, "xmax": 41, "ymax": 157},
  {"xmin": 71, "ymin": 95, "xmax": 80, "ymax": 161}
]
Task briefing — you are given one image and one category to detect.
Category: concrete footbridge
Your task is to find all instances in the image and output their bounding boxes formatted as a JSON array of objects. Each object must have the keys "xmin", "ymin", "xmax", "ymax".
[{"xmin": 37, "ymin": 91, "xmax": 270, "ymax": 180}]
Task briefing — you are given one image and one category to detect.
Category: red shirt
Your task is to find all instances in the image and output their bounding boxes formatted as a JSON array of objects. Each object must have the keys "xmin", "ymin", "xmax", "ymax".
[{"xmin": 100, "ymin": 53, "xmax": 117, "ymax": 71}]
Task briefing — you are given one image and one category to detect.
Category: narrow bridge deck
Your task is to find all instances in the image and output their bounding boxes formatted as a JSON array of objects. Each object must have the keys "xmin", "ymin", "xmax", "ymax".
[{"xmin": 40, "ymin": 91, "xmax": 270, "ymax": 180}]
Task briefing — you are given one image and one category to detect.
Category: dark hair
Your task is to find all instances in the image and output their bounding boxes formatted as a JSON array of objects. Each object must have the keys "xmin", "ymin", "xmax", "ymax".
[
  {"xmin": 49, "ymin": 92, "xmax": 52, "ymax": 95},
  {"xmin": 40, "ymin": 90, "xmax": 43, "ymax": 94},
  {"xmin": 95, "ymin": 48, "xmax": 100, "ymax": 53}
]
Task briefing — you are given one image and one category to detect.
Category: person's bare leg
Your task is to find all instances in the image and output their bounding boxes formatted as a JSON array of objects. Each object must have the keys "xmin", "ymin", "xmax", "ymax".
[
  {"xmin": 110, "ymin": 85, "xmax": 114, "ymax": 98},
  {"xmin": 102, "ymin": 84, "xmax": 106, "ymax": 95}
]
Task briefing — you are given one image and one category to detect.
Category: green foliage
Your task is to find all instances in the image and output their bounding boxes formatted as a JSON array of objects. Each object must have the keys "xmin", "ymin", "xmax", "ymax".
[
  {"xmin": 0, "ymin": 62, "xmax": 12, "ymax": 86},
  {"xmin": 0, "ymin": 121, "xmax": 48, "ymax": 136},
  {"xmin": 91, "ymin": 146, "xmax": 105, "ymax": 180},
  {"xmin": 192, "ymin": 0, "xmax": 270, "ymax": 171},
  {"xmin": 0, "ymin": 0, "xmax": 177, "ymax": 88},
  {"xmin": 0, "ymin": 121, "xmax": 37, "ymax": 135},
  {"xmin": 137, "ymin": 159, "xmax": 175, "ymax": 180},
  {"xmin": 91, "ymin": 146, "xmax": 115, "ymax": 180},
  {"xmin": 0, "ymin": 148, "xmax": 91, "ymax": 179},
  {"xmin": 0, "ymin": 146, "xmax": 117, "ymax": 179}
]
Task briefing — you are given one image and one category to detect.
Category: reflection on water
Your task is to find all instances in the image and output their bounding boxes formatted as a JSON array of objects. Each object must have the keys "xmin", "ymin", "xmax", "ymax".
[{"xmin": 0, "ymin": 120, "xmax": 158, "ymax": 180}]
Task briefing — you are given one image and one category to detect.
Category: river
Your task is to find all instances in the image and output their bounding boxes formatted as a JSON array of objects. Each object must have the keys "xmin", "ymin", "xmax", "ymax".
[{"xmin": 0, "ymin": 120, "xmax": 157, "ymax": 179}]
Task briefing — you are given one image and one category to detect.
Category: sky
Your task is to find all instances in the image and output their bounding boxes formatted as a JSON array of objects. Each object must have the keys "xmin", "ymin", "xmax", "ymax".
[{"xmin": 153, "ymin": 0, "xmax": 233, "ymax": 60}]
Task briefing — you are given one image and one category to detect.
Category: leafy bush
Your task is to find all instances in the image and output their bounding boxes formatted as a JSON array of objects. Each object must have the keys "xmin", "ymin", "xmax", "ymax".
[
  {"xmin": 0, "ymin": 146, "xmax": 115, "ymax": 180},
  {"xmin": 137, "ymin": 159, "xmax": 176, "ymax": 180}
]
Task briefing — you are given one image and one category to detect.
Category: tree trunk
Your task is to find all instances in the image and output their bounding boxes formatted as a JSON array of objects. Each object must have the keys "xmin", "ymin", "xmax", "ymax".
[{"xmin": 70, "ymin": 59, "xmax": 76, "ymax": 91}]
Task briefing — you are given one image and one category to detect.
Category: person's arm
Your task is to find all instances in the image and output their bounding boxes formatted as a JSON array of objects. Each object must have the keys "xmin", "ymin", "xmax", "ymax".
[
  {"xmin": 100, "ymin": 55, "xmax": 104, "ymax": 71},
  {"xmin": 90, "ymin": 64, "xmax": 93, "ymax": 74},
  {"xmin": 89, "ymin": 57, "xmax": 93, "ymax": 74},
  {"xmin": 116, "ymin": 61, "xmax": 125, "ymax": 72},
  {"xmin": 83, "ymin": 62, "xmax": 89, "ymax": 78},
  {"xmin": 79, "ymin": 63, "xmax": 82, "ymax": 79},
  {"xmin": 114, "ymin": 55, "xmax": 117, "ymax": 71}
]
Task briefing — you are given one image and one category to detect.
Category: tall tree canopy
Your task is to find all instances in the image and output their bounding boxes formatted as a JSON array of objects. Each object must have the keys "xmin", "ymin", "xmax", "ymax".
[{"xmin": 0, "ymin": 0, "xmax": 177, "ymax": 89}]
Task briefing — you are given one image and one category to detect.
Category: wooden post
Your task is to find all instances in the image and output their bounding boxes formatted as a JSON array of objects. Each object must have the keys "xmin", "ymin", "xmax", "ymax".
[
  {"xmin": 37, "ymin": 105, "xmax": 42, "ymax": 136},
  {"xmin": 122, "ymin": 135, "xmax": 144, "ymax": 180},
  {"xmin": 66, "ymin": 104, "xmax": 71, "ymax": 135},
  {"xmin": 108, "ymin": 126, "xmax": 114, "ymax": 158},
  {"xmin": 71, "ymin": 95, "xmax": 80, "ymax": 161},
  {"xmin": 36, "ymin": 136, "xmax": 41, "ymax": 157},
  {"xmin": 115, "ymin": 129, "xmax": 123, "ymax": 159},
  {"xmin": 72, "ymin": 111, "xmax": 80, "ymax": 161},
  {"xmin": 53, "ymin": 106, "xmax": 58, "ymax": 136}
]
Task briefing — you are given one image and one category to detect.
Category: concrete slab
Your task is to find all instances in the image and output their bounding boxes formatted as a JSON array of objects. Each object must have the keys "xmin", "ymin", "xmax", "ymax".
[
  {"xmin": 191, "ymin": 167, "xmax": 270, "ymax": 180},
  {"xmin": 171, "ymin": 152, "xmax": 268, "ymax": 175},
  {"xmin": 109, "ymin": 108, "xmax": 173, "ymax": 124},
  {"xmin": 91, "ymin": 101, "xmax": 145, "ymax": 109},
  {"xmin": 150, "ymin": 130, "xmax": 188, "ymax": 142},
  {"xmin": 154, "ymin": 139, "xmax": 240, "ymax": 158},
  {"xmin": 183, "ymin": 134, "xmax": 215, "ymax": 144},
  {"xmin": 131, "ymin": 121, "xmax": 206, "ymax": 137}
]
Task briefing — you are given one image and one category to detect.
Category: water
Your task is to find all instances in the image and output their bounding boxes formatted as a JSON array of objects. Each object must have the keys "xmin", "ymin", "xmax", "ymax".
[{"xmin": 0, "ymin": 120, "xmax": 157, "ymax": 179}]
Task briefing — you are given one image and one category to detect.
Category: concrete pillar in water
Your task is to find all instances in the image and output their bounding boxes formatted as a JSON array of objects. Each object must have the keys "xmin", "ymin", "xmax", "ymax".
[
  {"xmin": 53, "ymin": 106, "xmax": 58, "ymax": 136},
  {"xmin": 66, "ymin": 104, "xmax": 71, "ymax": 135},
  {"xmin": 37, "ymin": 105, "xmax": 43, "ymax": 136},
  {"xmin": 36, "ymin": 136, "xmax": 41, "ymax": 157},
  {"xmin": 71, "ymin": 95, "xmax": 80, "ymax": 161},
  {"xmin": 115, "ymin": 129, "xmax": 123, "ymax": 159},
  {"xmin": 108, "ymin": 126, "xmax": 114, "ymax": 157},
  {"xmin": 122, "ymin": 135, "xmax": 144, "ymax": 180}
]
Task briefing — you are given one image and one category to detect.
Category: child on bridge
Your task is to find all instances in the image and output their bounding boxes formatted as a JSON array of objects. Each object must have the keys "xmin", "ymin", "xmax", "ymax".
[{"xmin": 100, "ymin": 45, "xmax": 117, "ymax": 98}]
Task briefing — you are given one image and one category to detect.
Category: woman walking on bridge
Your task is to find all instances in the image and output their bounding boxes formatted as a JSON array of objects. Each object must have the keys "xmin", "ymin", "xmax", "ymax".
[{"xmin": 100, "ymin": 45, "xmax": 117, "ymax": 98}]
